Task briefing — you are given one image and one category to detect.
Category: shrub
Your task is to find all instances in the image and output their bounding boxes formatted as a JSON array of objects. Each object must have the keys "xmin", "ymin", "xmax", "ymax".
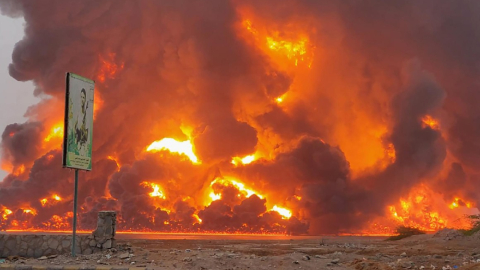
[{"xmin": 386, "ymin": 226, "xmax": 425, "ymax": 241}]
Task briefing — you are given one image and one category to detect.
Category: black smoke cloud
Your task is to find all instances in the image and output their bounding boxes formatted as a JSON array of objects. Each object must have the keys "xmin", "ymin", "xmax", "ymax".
[{"xmin": 1, "ymin": 122, "xmax": 44, "ymax": 168}]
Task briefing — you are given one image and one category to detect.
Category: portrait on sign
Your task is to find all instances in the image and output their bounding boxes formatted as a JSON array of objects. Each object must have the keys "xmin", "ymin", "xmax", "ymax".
[{"xmin": 63, "ymin": 73, "xmax": 94, "ymax": 170}]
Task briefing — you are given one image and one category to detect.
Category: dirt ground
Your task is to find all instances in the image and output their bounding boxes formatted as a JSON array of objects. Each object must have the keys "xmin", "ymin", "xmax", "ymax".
[{"xmin": 4, "ymin": 229, "xmax": 480, "ymax": 269}]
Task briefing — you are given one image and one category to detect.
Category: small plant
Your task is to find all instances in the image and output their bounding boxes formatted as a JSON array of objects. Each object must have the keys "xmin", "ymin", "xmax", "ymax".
[
  {"xmin": 459, "ymin": 214, "xmax": 480, "ymax": 236},
  {"xmin": 386, "ymin": 226, "xmax": 425, "ymax": 241}
]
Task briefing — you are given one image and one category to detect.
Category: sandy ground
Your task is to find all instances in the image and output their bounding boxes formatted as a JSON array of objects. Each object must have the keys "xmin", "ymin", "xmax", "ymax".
[{"xmin": 3, "ymin": 229, "xmax": 480, "ymax": 269}]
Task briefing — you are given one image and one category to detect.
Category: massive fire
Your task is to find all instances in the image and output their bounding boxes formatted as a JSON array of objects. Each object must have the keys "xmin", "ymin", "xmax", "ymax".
[
  {"xmin": 1, "ymin": 1, "xmax": 479, "ymax": 235},
  {"xmin": 385, "ymin": 185, "xmax": 475, "ymax": 232}
]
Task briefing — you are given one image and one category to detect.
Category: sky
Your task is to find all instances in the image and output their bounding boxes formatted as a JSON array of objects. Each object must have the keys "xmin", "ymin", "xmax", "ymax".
[{"xmin": 0, "ymin": 14, "xmax": 37, "ymax": 180}]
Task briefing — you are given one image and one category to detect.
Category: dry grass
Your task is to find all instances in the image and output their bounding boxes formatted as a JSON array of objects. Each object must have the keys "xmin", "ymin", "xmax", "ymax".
[{"xmin": 385, "ymin": 226, "xmax": 425, "ymax": 241}]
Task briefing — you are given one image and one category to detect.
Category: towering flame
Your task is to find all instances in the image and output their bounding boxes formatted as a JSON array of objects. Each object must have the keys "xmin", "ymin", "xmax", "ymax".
[{"xmin": 1, "ymin": 1, "xmax": 479, "ymax": 235}]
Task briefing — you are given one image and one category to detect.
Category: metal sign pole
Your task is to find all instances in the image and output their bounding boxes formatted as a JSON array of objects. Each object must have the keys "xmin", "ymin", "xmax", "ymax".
[
  {"xmin": 64, "ymin": 73, "xmax": 94, "ymax": 257},
  {"xmin": 72, "ymin": 169, "xmax": 79, "ymax": 257}
]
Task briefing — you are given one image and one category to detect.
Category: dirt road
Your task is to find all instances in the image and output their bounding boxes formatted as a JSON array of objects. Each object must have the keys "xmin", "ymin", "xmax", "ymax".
[{"xmin": 3, "ymin": 229, "xmax": 480, "ymax": 269}]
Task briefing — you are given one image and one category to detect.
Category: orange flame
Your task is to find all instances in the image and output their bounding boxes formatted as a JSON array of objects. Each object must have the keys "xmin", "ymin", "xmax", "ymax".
[
  {"xmin": 97, "ymin": 53, "xmax": 125, "ymax": 83},
  {"xmin": 23, "ymin": 208, "xmax": 37, "ymax": 215},
  {"xmin": 275, "ymin": 93, "xmax": 288, "ymax": 104},
  {"xmin": 44, "ymin": 124, "xmax": 64, "ymax": 142},
  {"xmin": 147, "ymin": 138, "xmax": 199, "ymax": 164},
  {"xmin": 2, "ymin": 208, "xmax": 13, "ymax": 220},
  {"xmin": 40, "ymin": 194, "xmax": 62, "ymax": 207},
  {"xmin": 449, "ymin": 197, "xmax": 473, "ymax": 209},
  {"xmin": 271, "ymin": 205, "xmax": 292, "ymax": 219},
  {"xmin": 208, "ymin": 177, "xmax": 264, "ymax": 204},
  {"xmin": 93, "ymin": 91, "xmax": 103, "ymax": 120},
  {"xmin": 242, "ymin": 19, "xmax": 314, "ymax": 68},
  {"xmin": 10, "ymin": 164, "xmax": 26, "ymax": 176},
  {"xmin": 231, "ymin": 154, "xmax": 256, "ymax": 166},
  {"xmin": 385, "ymin": 143, "xmax": 396, "ymax": 163},
  {"xmin": 385, "ymin": 185, "xmax": 475, "ymax": 232},
  {"xmin": 41, "ymin": 212, "xmax": 72, "ymax": 230},
  {"xmin": 422, "ymin": 115, "xmax": 440, "ymax": 129},
  {"xmin": 141, "ymin": 182, "xmax": 166, "ymax": 199},
  {"xmin": 193, "ymin": 214, "xmax": 202, "ymax": 224}
]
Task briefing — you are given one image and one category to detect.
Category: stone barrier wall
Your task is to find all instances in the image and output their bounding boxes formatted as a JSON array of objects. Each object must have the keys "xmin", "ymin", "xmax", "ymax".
[{"xmin": 0, "ymin": 211, "xmax": 116, "ymax": 258}]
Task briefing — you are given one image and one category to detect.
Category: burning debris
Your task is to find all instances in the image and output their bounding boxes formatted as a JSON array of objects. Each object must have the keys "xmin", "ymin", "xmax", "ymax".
[{"xmin": 1, "ymin": 0, "xmax": 480, "ymax": 234}]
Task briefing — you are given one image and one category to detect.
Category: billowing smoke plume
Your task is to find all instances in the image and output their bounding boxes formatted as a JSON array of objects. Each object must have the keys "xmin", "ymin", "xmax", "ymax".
[{"xmin": 1, "ymin": 0, "xmax": 480, "ymax": 234}]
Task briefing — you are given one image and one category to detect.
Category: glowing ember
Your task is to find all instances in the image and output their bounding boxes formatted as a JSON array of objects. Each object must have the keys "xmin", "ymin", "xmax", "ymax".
[
  {"xmin": 271, "ymin": 205, "xmax": 292, "ymax": 219},
  {"xmin": 141, "ymin": 182, "xmax": 166, "ymax": 199},
  {"xmin": 44, "ymin": 124, "xmax": 63, "ymax": 142},
  {"xmin": 147, "ymin": 138, "xmax": 199, "ymax": 164}
]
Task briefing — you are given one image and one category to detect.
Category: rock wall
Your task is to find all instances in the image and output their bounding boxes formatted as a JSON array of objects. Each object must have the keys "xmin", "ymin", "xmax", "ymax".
[
  {"xmin": 0, "ymin": 211, "xmax": 116, "ymax": 258},
  {"xmin": 92, "ymin": 211, "xmax": 116, "ymax": 249}
]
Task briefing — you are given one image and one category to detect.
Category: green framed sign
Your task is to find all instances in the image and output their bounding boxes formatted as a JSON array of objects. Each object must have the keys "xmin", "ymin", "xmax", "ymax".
[{"xmin": 62, "ymin": 72, "xmax": 94, "ymax": 170}]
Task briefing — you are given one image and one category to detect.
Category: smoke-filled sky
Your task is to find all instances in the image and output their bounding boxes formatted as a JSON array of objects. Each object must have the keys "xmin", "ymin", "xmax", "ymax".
[
  {"xmin": 1, "ymin": 0, "xmax": 480, "ymax": 234},
  {"xmin": 0, "ymin": 14, "xmax": 37, "ymax": 180}
]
